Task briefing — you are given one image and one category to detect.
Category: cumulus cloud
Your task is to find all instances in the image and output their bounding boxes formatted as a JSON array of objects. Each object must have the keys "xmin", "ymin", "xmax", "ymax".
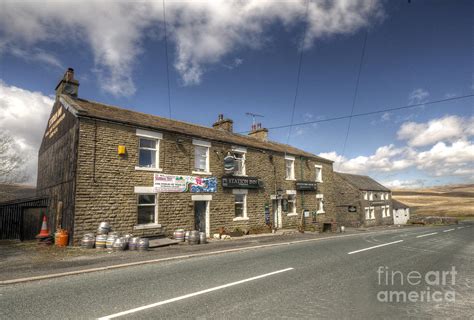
[
  {"xmin": 397, "ymin": 115, "xmax": 474, "ymax": 147},
  {"xmin": 321, "ymin": 115, "xmax": 474, "ymax": 182},
  {"xmin": 0, "ymin": 81, "xmax": 53, "ymax": 184},
  {"xmin": 0, "ymin": 0, "xmax": 383, "ymax": 95},
  {"xmin": 382, "ymin": 179, "xmax": 426, "ymax": 189}
]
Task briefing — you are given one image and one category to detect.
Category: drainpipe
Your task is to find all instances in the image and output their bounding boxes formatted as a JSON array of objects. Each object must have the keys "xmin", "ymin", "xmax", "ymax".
[{"xmin": 300, "ymin": 156, "xmax": 305, "ymax": 232}]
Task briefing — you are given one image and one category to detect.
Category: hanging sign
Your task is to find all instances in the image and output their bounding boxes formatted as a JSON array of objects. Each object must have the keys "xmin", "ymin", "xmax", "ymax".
[
  {"xmin": 295, "ymin": 181, "xmax": 317, "ymax": 191},
  {"xmin": 224, "ymin": 152, "xmax": 236, "ymax": 173},
  {"xmin": 348, "ymin": 206, "xmax": 357, "ymax": 212},
  {"xmin": 154, "ymin": 174, "xmax": 217, "ymax": 193},
  {"xmin": 222, "ymin": 176, "xmax": 262, "ymax": 189}
]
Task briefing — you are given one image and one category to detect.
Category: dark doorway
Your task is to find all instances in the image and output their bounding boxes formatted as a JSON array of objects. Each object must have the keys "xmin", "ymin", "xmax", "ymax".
[
  {"xmin": 194, "ymin": 201, "xmax": 207, "ymax": 233},
  {"xmin": 322, "ymin": 223, "xmax": 332, "ymax": 233},
  {"xmin": 22, "ymin": 207, "xmax": 46, "ymax": 240}
]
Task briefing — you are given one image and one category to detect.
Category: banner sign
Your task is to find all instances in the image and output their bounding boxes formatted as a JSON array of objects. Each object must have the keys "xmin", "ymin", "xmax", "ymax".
[
  {"xmin": 295, "ymin": 181, "xmax": 317, "ymax": 191},
  {"xmin": 154, "ymin": 174, "xmax": 217, "ymax": 193},
  {"xmin": 222, "ymin": 176, "xmax": 262, "ymax": 189},
  {"xmin": 190, "ymin": 177, "xmax": 218, "ymax": 193}
]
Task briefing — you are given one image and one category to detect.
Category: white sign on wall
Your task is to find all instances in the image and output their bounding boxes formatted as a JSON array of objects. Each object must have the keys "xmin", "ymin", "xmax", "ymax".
[{"xmin": 153, "ymin": 174, "xmax": 188, "ymax": 192}]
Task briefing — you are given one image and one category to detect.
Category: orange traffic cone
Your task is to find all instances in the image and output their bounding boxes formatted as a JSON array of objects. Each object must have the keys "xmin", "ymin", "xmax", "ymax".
[{"xmin": 37, "ymin": 214, "xmax": 50, "ymax": 238}]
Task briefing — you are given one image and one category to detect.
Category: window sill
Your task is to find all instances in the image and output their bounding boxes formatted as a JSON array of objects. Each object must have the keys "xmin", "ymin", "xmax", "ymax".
[
  {"xmin": 192, "ymin": 171, "xmax": 212, "ymax": 176},
  {"xmin": 233, "ymin": 217, "xmax": 249, "ymax": 222},
  {"xmin": 287, "ymin": 213, "xmax": 298, "ymax": 217},
  {"xmin": 316, "ymin": 180, "xmax": 323, "ymax": 183},
  {"xmin": 134, "ymin": 223, "xmax": 162, "ymax": 230},
  {"xmin": 285, "ymin": 178, "xmax": 296, "ymax": 181},
  {"xmin": 317, "ymin": 211, "xmax": 325, "ymax": 214},
  {"xmin": 135, "ymin": 167, "xmax": 163, "ymax": 172}
]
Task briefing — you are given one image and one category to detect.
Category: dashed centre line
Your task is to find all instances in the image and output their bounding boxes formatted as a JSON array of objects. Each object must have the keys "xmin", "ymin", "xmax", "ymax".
[
  {"xmin": 443, "ymin": 229, "xmax": 455, "ymax": 232},
  {"xmin": 457, "ymin": 227, "xmax": 464, "ymax": 229},
  {"xmin": 416, "ymin": 232, "xmax": 438, "ymax": 238},
  {"xmin": 97, "ymin": 267, "xmax": 294, "ymax": 319},
  {"xmin": 347, "ymin": 240, "xmax": 404, "ymax": 255}
]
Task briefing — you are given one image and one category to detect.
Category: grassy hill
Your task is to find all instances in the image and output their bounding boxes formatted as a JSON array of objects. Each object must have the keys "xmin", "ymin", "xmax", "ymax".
[
  {"xmin": 0, "ymin": 184, "xmax": 36, "ymax": 203},
  {"xmin": 392, "ymin": 184, "xmax": 474, "ymax": 218}
]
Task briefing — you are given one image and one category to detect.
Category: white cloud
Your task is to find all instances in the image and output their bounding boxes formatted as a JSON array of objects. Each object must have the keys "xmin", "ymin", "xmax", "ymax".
[
  {"xmin": 9, "ymin": 47, "xmax": 63, "ymax": 69},
  {"xmin": 382, "ymin": 179, "xmax": 426, "ymax": 189},
  {"xmin": 321, "ymin": 115, "xmax": 474, "ymax": 182},
  {"xmin": 397, "ymin": 115, "xmax": 474, "ymax": 147},
  {"xmin": 0, "ymin": 81, "xmax": 53, "ymax": 184},
  {"xmin": 408, "ymin": 88, "xmax": 429, "ymax": 105},
  {"xmin": 0, "ymin": 0, "xmax": 383, "ymax": 95}
]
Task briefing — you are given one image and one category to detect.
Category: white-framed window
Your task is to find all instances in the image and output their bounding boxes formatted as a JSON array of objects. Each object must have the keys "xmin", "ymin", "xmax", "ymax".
[
  {"xmin": 385, "ymin": 205, "xmax": 391, "ymax": 216},
  {"xmin": 316, "ymin": 194, "xmax": 324, "ymax": 213},
  {"xmin": 382, "ymin": 206, "xmax": 386, "ymax": 217},
  {"xmin": 365, "ymin": 207, "xmax": 371, "ymax": 220},
  {"xmin": 369, "ymin": 192, "xmax": 374, "ymax": 201},
  {"xmin": 285, "ymin": 155, "xmax": 295, "ymax": 180},
  {"xmin": 370, "ymin": 207, "xmax": 375, "ymax": 219},
  {"xmin": 233, "ymin": 189, "xmax": 248, "ymax": 220},
  {"xmin": 385, "ymin": 193, "xmax": 390, "ymax": 200},
  {"xmin": 193, "ymin": 139, "xmax": 211, "ymax": 174},
  {"xmin": 137, "ymin": 194, "xmax": 157, "ymax": 225},
  {"xmin": 363, "ymin": 191, "xmax": 368, "ymax": 200},
  {"xmin": 232, "ymin": 146, "xmax": 247, "ymax": 176},
  {"xmin": 287, "ymin": 190, "xmax": 297, "ymax": 215},
  {"xmin": 315, "ymin": 165, "xmax": 323, "ymax": 182},
  {"xmin": 136, "ymin": 129, "xmax": 162, "ymax": 171}
]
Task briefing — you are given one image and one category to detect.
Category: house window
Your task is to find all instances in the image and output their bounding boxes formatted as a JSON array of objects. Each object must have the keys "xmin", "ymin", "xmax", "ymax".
[
  {"xmin": 369, "ymin": 192, "xmax": 374, "ymax": 201},
  {"xmin": 363, "ymin": 191, "xmax": 368, "ymax": 200},
  {"xmin": 385, "ymin": 193, "xmax": 390, "ymax": 200},
  {"xmin": 136, "ymin": 129, "xmax": 162, "ymax": 170},
  {"xmin": 232, "ymin": 146, "xmax": 247, "ymax": 176},
  {"xmin": 386, "ymin": 205, "xmax": 390, "ymax": 216},
  {"xmin": 193, "ymin": 139, "xmax": 211, "ymax": 174},
  {"xmin": 365, "ymin": 207, "xmax": 371, "ymax": 220},
  {"xmin": 382, "ymin": 206, "xmax": 386, "ymax": 217},
  {"xmin": 137, "ymin": 194, "xmax": 157, "ymax": 225},
  {"xmin": 315, "ymin": 165, "xmax": 323, "ymax": 182},
  {"xmin": 285, "ymin": 156, "xmax": 295, "ymax": 180},
  {"xmin": 370, "ymin": 207, "xmax": 375, "ymax": 219},
  {"xmin": 234, "ymin": 194, "xmax": 247, "ymax": 218},
  {"xmin": 288, "ymin": 194, "xmax": 297, "ymax": 215},
  {"xmin": 316, "ymin": 194, "xmax": 324, "ymax": 213}
]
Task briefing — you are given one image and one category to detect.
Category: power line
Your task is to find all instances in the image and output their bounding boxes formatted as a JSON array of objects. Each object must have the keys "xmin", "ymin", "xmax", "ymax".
[
  {"xmin": 339, "ymin": 27, "xmax": 369, "ymax": 169},
  {"xmin": 237, "ymin": 94, "xmax": 474, "ymax": 133},
  {"xmin": 162, "ymin": 0, "xmax": 172, "ymax": 119},
  {"xmin": 286, "ymin": 0, "xmax": 310, "ymax": 146}
]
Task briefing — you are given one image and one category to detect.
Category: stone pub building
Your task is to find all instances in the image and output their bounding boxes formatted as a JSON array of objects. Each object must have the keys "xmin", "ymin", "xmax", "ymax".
[{"xmin": 37, "ymin": 69, "xmax": 338, "ymax": 244}]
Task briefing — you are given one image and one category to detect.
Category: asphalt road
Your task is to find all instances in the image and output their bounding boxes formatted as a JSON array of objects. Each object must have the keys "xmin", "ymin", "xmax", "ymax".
[{"xmin": 1, "ymin": 222, "xmax": 472, "ymax": 320}]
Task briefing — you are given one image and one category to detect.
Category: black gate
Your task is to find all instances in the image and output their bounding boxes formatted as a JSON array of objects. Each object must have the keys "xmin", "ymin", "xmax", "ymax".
[{"xmin": 0, "ymin": 197, "xmax": 49, "ymax": 240}]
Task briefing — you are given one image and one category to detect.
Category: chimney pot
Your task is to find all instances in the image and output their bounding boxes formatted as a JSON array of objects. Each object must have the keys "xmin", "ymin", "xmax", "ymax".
[
  {"xmin": 212, "ymin": 114, "xmax": 233, "ymax": 132},
  {"xmin": 55, "ymin": 67, "xmax": 79, "ymax": 98},
  {"xmin": 248, "ymin": 122, "xmax": 268, "ymax": 141}
]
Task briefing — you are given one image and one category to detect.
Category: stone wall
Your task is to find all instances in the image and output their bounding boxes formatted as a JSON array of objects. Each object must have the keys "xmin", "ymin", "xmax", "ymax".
[{"xmin": 72, "ymin": 118, "xmax": 337, "ymax": 243}]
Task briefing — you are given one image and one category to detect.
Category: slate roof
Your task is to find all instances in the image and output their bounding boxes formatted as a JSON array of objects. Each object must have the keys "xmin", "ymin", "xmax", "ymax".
[
  {"xmin": 61, "ymin": 95, "xmax": 333, "ymax": 163},
  {"xmin": 392, "ymin": 199, "xmax": 409, "ymax": 209},
  {"xmin": 335, "ymin": 172, "xmax": 390, "ymax": 192}
]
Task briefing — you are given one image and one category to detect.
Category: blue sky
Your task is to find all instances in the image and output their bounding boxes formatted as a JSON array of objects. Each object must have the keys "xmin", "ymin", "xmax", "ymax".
[{"xmin": 0, "ymin": 0, "xmax": 472, "ymax": 187}]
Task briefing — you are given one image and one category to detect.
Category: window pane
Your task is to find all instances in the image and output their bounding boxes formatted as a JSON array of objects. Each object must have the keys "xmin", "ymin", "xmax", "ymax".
[
  {"xmin": 235, "ymin": 194, "xmax": 245, "ymax": 217},
  {"xmin": 195, "ymin": 146, "xmax": 207, "ymax": 171},
  {"xmin": 139, "ymin": 149, "xmax": 156, "ymax": 167},
  {"xmin": 138, "ymin": 206, "xmax": 155, "ymax": 224},
  {"xmin": 140, "ymin": 138, "xmax": 156, "ymax": 149},
  {"xmin": 138, "ymin": 194, "xmax": 155, "ymax": 205}
]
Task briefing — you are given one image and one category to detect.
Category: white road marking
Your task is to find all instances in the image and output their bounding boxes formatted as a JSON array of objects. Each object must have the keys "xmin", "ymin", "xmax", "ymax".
[
  {"xmin": 443, "ymin": 229, "xmax": 455, "ymax": 232},
  {"xmin": 97, "ymin": 267, "xmax": 294, "ymax": 319},
  {"xmin": 416, "ymin": 232, "xmax": 438, "ymax": 238},
  {"xmin": 347, "ymin": 240, "xmax": 403, "ymax": 255},
  {"xmin": 457, "ymin": 227, "xmax": 464, "ymax": 229}
]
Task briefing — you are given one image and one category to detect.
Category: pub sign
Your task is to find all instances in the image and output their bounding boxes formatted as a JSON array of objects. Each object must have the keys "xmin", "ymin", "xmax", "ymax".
[{"xmin": 222, "ymin": 176, "xmax": 262, "ymax": 189}]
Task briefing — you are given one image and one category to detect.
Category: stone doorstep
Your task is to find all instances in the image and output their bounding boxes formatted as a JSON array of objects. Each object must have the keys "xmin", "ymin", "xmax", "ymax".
[{"xmin": 148, "ymin": 238, "xmax": 181, "ymax": 248}]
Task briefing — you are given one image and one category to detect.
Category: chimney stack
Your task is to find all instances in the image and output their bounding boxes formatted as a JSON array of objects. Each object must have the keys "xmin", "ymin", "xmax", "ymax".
[
  {"xmin": 248, "ymin": 122, "xmax": 268, "ymax": 141},
  {"xmin": 55, "ymin": 67, "xmax": 79, "ymax": 98},
  {"xmin": 212, "ymin": 114, "xmax": 234, "ymax": 133}
]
